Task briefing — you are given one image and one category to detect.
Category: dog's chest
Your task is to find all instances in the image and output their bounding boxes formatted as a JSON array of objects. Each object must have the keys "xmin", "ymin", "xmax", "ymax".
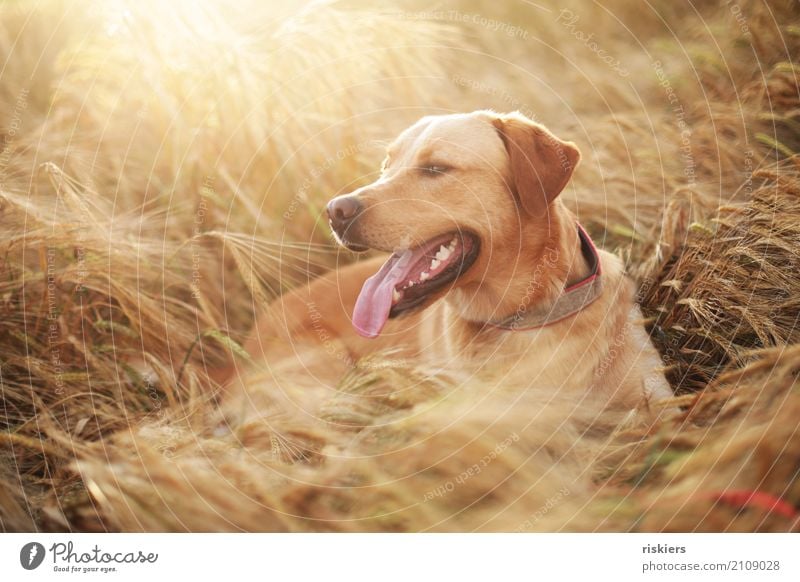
[{"xmin": 416, "ymin": 302, "xmax": 599, "ymax": 391}]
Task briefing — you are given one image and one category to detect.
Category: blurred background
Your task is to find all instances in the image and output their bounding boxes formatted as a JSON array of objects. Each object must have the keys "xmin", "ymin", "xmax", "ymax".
[{"xmin": 1, "ymin": 0, "xmax": 798, "ymax": 531}]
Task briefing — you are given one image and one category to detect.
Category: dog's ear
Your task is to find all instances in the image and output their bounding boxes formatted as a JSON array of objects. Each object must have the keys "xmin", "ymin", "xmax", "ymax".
[{"xmin": 492, "ymin": 113, "xmax": 580, "ymax": 216}]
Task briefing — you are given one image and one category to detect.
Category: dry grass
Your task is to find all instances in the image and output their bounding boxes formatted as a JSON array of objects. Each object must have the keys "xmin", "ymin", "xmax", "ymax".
[
  {"xmin": 639, "ymin": 165, "xmax": 800, "ymax": 391},
  {"xmin": 0, "ymin": 0, "xmax": 798, "ymax": 532}
]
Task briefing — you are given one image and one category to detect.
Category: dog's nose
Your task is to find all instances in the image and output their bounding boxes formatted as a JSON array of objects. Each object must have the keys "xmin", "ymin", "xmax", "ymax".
[{"xmin": 326, "ymin": 195, "xmax": 363, "ymax": 230}]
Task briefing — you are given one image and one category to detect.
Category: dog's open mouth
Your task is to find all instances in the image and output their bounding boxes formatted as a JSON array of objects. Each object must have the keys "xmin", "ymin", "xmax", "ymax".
[{"xmin": 352, "ymin": 231, "xmax": 479, "ymax": 338}]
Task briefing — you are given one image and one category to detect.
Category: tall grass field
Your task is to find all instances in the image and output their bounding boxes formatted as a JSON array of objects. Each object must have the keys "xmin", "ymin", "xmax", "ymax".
[{"xmin": 1, "ymin": 0, "xmax": 799, "ymax": 532}]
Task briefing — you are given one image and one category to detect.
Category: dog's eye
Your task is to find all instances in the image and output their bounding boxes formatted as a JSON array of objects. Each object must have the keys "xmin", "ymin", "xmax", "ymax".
[{"xmin": 420, "ymin": 165, "xmax": 450, "ymax": 176}]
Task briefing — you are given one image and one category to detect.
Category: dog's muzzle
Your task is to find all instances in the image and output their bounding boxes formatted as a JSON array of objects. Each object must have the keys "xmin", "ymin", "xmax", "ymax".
[{"xmin": 327, "ymin": 195, "xmax": 367, "ymax": 251}]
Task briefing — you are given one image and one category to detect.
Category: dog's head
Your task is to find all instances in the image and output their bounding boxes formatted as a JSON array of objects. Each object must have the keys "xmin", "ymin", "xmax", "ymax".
[{"xmin": 327, "ymin": 110, "xmax": 581, "ymax": 338}]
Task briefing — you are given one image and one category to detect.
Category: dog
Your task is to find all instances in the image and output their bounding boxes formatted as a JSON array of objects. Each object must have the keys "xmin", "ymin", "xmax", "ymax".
[{"xmin": 241, "ymin": 110, "xmax": 671, "ymax": 419}]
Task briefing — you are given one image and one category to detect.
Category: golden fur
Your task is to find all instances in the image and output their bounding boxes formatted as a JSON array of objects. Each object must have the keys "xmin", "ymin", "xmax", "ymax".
[{"xmin": 238, "ymin": 110, "xmax": 671, "ymax": 421}]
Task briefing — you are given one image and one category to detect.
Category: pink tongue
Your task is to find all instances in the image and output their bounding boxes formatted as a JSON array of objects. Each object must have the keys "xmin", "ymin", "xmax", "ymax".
[{"xmin": 352, "ymin": 249, "xmax": 414, "ymax": 338}]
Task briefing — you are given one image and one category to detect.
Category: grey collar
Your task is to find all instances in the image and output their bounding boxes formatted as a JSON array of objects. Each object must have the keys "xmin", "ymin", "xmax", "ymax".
[{"xmin": 486, "ymin": 224, "xmax": 603, "ymax": 331}]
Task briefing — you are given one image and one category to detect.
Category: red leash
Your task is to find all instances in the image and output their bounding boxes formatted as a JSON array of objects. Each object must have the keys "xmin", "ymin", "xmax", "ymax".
[{"xmin": 711, "ymin": 489, "xmax": 798, "ymax": 521}]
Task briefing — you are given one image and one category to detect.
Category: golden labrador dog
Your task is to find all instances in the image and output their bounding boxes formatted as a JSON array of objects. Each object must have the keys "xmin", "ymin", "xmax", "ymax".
[{"xmin": 241, "ymin": 110, "xmax": 670, "ymax": 418}]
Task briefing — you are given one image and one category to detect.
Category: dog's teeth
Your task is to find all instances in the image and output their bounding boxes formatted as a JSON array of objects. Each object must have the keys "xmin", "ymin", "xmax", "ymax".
[
  {"xmin": 408, "ymin": 281, "xmax": 414, "ymax": 287},
  {"xmin": 435, "ymin": 245, "xmax": 452, "ymax": 261},
  {"xmin": 430, "ymin": 259, "xmax": 440, "ymax": 270},
  {"xmin": 392, "ymin": 288, "xmax": 401, "ymax": 303},
  {"xmin": 420, "ymin": 271, "xmax": 430, "ymax": 281},
  {"xmin": 449, "ymin": 237, "xmax": 457, "ymax": 249}
]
